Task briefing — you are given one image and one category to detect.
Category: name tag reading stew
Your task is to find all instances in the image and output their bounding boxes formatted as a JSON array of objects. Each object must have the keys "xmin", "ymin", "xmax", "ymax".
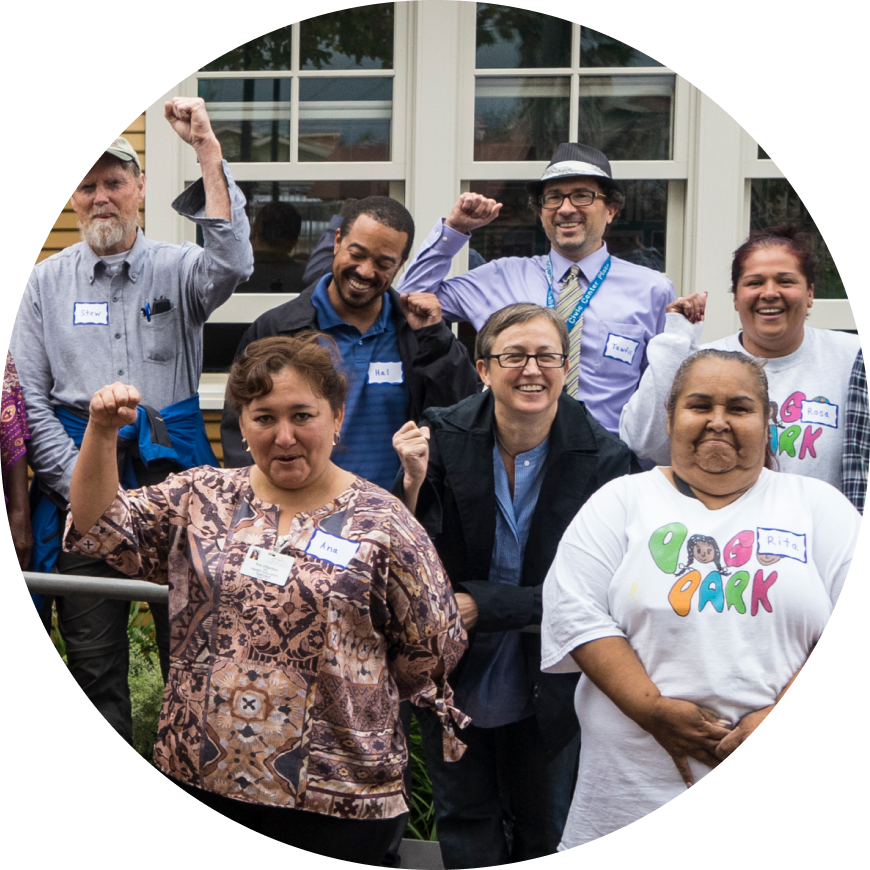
[
  {"xmin": 368, "ymin": 361, "xmax": 404, "ymax": 384},
  {"xmin": 240, "ymin": 546, "xmax": 295, "ymax": 585},
  {"xmin": 603, "ymin": 333, "xmax": 640, "ymax": 365},
  {"xmin": 306, "ymin": 530, "xmax": 360, "ymax": 568},
  {"xmin": 73, "ymin": 302, "xmax": 109, "ymax": 325}
]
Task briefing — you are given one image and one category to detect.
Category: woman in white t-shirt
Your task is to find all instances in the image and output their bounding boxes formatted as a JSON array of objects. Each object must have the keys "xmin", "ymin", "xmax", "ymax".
[
  {"xmin": 542, "ymin": 348, "xmax": 860, "ymax": 848},
  {"xmin": 619, "ymin": 226, "xmax": 861, "ymax": 493}
]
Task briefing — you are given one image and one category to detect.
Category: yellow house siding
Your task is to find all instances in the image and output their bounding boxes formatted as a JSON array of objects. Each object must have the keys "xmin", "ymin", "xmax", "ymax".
[{"xmin": 37, "ymin": 115, "xmax": 146, "ymax": 264}]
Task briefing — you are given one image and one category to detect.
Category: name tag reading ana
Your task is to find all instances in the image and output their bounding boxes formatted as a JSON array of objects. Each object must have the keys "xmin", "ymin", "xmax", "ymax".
[
  {"xmin": 73, "ymin": 302, "xmax": 109, "ymax": 325},
  {"xmin": 368, "ymin": 361, "xmax": 404, "ymax": 384},
  {"xmin": 603, "ymin": 333, "xmax": 639, "ymax": 365},
  {"xmin": 306, "ymin": 530, "xmax": 360, "ymax": 568},
  {"xmin": 240, "ymin": 546, "xmax": 295, "ymax": 586}
]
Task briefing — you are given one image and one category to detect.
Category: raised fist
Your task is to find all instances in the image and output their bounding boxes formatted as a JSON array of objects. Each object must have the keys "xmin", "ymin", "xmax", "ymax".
[
  {"xmin": 445, "ymin": 193, "xmax": 502, "ymax": 234},
  {"xmin": 89, "ymin": 382, "xmax": 141, "ymax": 432}
]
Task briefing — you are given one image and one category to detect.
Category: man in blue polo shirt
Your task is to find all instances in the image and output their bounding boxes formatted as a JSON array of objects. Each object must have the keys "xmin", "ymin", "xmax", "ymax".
[{"xmin": 221, "ymin": 196, "xmax": 480, "ymax": 489}]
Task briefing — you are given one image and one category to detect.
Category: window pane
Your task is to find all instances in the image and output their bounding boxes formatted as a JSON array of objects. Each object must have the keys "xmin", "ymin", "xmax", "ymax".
[
  {"xmin": 300, "ymin": 4, "xmax": 394, "ymax": 70},
  {"xmin": 232, "ymin": 180, "xmax": 391, "ymax": 295},
  {"xmin": 577, "ymin": 75, "xmax": 674, "ymax": 160},
  {"xmin": 201, "ymin": 24, "xmax": 294, "ymax": 71},
  {"xmin": 580, "ymin": 27, "xmax": 664, "ymax": 67},
  {"xmin": 758, "ymin": 144, "xmax": 770, "ymax": 159},
  {"xmin": 475, "ymin": 3, "xmax": 571, "ymax": 69},
  {"xmin": 605, "ymin": 180, "xmax": 668, "ymax": 269},
  {"xmin": 750, "ymin": 179, "xmax": 846, "ymax": 299},
  {"xmin": 299, "ymin": 77, "xmax": 392, "ymax": 162},
  {"xmin": 199, "ymin": 79, "xmax": 291, "ymax": 162},
  {"xmin": 474, "ymin": 77, "xmax": 570, "ymax": 161}
]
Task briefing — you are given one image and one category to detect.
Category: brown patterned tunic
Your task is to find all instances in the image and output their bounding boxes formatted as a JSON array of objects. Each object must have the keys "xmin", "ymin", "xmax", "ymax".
[{"xmin": 64, "ymin": 468, "xmax": 469, "ymax": 820}]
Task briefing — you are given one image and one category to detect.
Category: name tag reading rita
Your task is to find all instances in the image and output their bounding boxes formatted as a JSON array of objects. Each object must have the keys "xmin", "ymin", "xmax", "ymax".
[
  {"xmin": 368, "ymin": 361, "xmax": 404, "ymax": 384},
  {"xmin": 240, "ymin": 546, "xmax": 295, "ymax": 585},
  {"xmin": 73, "ymin": 302, "xmax": 109, "ymax": 326},
  {"xmin": 306, "ymin": 530, "xmax": 360, "ymax": 568},
  {"xmin": 756, "ymin": 528, "xmax": 808, "ymax": 564},
  {"xmin": 603, "ymin": 333, "xmax": 639, "ymax": 365}
]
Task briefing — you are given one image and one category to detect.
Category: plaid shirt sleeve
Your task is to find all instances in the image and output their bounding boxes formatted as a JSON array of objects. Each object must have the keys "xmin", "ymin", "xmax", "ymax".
[{"xmin": 842, "ymin": 349, "xmax": 869, "ymax": 513}]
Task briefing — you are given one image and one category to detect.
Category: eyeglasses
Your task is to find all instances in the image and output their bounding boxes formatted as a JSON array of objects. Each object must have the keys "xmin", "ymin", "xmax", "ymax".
[
  {"xmin": 538, "ymin": 190, "xmax": 607, "ymax": 209},
  {"xmin": 486, "ymin": 353, "xmax": 568, "ymax": 369}
]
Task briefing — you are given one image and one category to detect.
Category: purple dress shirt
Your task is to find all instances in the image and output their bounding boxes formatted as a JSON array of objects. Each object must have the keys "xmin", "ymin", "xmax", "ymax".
[{"xmin": 398, "ymin": 219, "xmax": 675, "ymax": 432}]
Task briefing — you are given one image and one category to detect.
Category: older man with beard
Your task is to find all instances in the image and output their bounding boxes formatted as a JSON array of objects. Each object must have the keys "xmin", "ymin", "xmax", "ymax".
[{"xmin": 12, "ymin": 97, "xmax": 253, "ymax": 742}]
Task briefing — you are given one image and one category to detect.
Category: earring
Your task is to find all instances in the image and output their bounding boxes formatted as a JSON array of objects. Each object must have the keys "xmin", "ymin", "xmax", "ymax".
[
  {"xmin": 241, "ymin": 437, "xmax": 251, "ymax": 453},
  {"xmin": 333, "ymin": 432, "xmax": 341, "ymax": 446}
]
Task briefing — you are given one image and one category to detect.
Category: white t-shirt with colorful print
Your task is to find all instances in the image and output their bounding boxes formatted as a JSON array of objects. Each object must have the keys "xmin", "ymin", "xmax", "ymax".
[
  {"xmin": 619, "ymin": 318, "xmax": 861, "ymax": 491},
  {"xmin": 541, "ymin": 468, "xmax": 860, "ymax": 848}
]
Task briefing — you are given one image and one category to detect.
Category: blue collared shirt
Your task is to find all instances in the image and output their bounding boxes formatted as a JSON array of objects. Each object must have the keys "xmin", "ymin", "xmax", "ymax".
[
  {"xmin": 311, "ymin": 276, "xmax": 409, "ymax": 490},
  {"xmin": 397, "ymin": 220, "xmax": 675, "ymax": 432},
  {"xmin": 454, "ymin": 437, "xmax": 550, "ymax": 728}
]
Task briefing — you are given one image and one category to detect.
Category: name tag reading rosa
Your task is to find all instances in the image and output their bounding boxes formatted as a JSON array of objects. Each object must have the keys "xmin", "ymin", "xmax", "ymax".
[
  {"xmin": 800, "ymin": 399, "xmax": 839, "ymax": 429},
  {"xmin": 368, "ymin": 361, "xmax": 404, "ymax": 384},
  {"xmin": 240, "ymin": 546, "xmax": 295, "ymax": 585},
  {"xmin": 603, "ymin": 333, "xmax": 639, "ymax": 365},
  {"xmin": 306, "ymin": 530, "xmax": 361, "ymax": 568},
  {"xmin": 73, "ymin": 301, "xmax": 109, "ymax": 325}
]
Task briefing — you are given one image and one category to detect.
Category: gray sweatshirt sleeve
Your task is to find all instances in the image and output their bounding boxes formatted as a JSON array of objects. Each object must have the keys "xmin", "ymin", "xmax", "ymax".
[{"xmin": 618, "ymin": 313, "xmax": 702, "ymax": 465}]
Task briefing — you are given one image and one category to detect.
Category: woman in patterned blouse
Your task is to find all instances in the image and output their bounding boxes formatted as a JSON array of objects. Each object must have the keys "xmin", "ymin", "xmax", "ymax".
[
  {"xmin": 65, "ymin": 334, "xmax": 468, "ymax": 862},
  {"xmin": 2, "ymin": 351, "xmax": 31, "ymax": 571}
]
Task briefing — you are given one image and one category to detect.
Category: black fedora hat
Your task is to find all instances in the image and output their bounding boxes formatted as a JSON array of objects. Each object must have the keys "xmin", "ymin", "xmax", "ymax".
[{"xmin": 526, "ymin": 142, "xmax": 622, "ymax": 200}]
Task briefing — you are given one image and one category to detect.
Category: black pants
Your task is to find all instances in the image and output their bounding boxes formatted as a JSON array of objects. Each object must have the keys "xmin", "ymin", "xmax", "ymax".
[
  {"xmin": 53, "ymin": 550, "xmax": 170, "ymax": 744},
  {"xmin": 170, "ymin": 777, "xmax": 400, "ymax": 864}
]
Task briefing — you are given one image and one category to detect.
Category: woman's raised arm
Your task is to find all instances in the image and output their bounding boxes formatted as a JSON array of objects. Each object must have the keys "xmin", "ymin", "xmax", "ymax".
[{"xmin": 70, "ymin": 382, "xmax": 140, "ymax": 533}]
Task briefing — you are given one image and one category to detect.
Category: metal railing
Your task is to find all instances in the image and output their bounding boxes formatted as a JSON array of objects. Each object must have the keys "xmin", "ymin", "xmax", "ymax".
[{"xmin": 24, "ymin": 571, "xmax": 168, "ymax": 603}]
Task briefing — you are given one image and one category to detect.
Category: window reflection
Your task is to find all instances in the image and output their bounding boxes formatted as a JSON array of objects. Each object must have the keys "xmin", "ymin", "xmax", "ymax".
[
  {"xmin": 750, "ymin": 179, "xmax": 845, "ymax": 299},
  {"xmin": 299, "ymin": 78, "xmax": 392, "ymax": 162},
  {"xmin": 577, "ymin": 75, "xmax": 674, "ymax": 161},
  {"xmin": 476, "ymin": 3, "xmax": 571, "ymax": 69},
  {"xmin": 300, "ymin": 4, "xmax": 394, "ymax": 70},
  {"xmin": 474, "ymin": 77, "xmax": 570, "ymax": 161},
  {"xmin": 230, "ymin": 180, "xmax": 391, "ymax": 295},
  {"xmin": 467, "ymin": 179, "xmax": 667, "ymax": 267},
  {"xmin": 579, "ymin": 27, "xmax": 664, "ymax": 67},
  {"xmin": 201, "ymin": 24, "xmax": 294, "ymax": 71},
  {"xmin": 199, "ymin": 79, "xmax": 292, "ymax": 163}
]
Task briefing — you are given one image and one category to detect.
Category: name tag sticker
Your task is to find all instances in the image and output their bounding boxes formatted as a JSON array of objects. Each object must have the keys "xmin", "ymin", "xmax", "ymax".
[
  {"xmin": 306, "ymin": 530, "xmax": 360, "ymax": 568},
  {"xmin": 800, "ymin": 399, "xmax": 839, "ymax": 429},
  {"xmin": 756, "ymin": 528, "xmax": 807, "ymax": 563},
  {"xmin": 368, "ymin": 361, "xmax": 404, "ymax": 384},
  {"xmin": 240, "ymin": 546, "xmax": 295, "ymax": 585},
  {"xmin": 73, "ymin": 302, "xmax": 109, "ymax": 326},
  {"xmin": 603, "ymin": 333, "xmax": 639, "ymax": 366}
]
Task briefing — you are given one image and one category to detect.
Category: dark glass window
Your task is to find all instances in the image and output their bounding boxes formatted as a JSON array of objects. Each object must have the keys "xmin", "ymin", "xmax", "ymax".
[
  {"xmin": 475, "ymin": 3, "xmax": 571, "ymax": 69},
  {"xmin": 579, "ymin": 27, "xmax": 664, "ymax": 67},
  {"xmin": 300, "ymin": 4, "xmax": 395, "ymax": 70},
  {"xmin": 201, "ymin": 25, "xmax": 294, "ymax": 71}
]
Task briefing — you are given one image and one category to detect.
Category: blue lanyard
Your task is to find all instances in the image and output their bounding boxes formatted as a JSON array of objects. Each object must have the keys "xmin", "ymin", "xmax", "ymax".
[{"xmin": 545, "ymin": 255, "xmax": 611, "ymax": 333}]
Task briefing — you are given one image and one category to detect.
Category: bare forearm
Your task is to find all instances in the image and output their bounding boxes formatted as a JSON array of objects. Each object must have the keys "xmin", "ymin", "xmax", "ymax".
[
  {"xmin": 570, "ymin": 636, "xmax": 661, "ymax": 728},
  {"xmin": 399, "ymin": 473, "xmax": 423, "ymax": 514},
  {"xmin": 70, "ymin": 425, "xmax": 120, "ymax": 533},
  {"xmin": 196, "ymin": 139, "xmax": 231, "ymax": 220}
]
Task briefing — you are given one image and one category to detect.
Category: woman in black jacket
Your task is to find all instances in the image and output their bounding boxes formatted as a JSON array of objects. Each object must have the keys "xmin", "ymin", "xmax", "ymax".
[{"xmin": 393, "ymin": 303, "xmax": 636, "ymax": 869}]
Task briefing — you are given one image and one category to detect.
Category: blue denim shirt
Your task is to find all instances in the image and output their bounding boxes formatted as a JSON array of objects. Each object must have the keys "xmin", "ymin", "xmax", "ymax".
[{"xmin": 454, "ymin": 436, "xmax": 550, "ymax": 728}]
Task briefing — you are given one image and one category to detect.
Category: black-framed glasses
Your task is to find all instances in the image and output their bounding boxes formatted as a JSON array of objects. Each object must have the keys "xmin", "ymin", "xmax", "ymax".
[
  {"xmin": 538, "ymin": 190, "xmax": 607, "ymax": 209},
  {"xmin": 486, "ymin": 353, "xmax": 568, "ymax": 369}
]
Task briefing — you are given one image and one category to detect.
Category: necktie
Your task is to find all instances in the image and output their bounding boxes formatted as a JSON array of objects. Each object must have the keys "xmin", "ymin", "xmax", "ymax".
[{"xmin": 556, "ymin": 264, "xmax": 583, "ymax": 397}]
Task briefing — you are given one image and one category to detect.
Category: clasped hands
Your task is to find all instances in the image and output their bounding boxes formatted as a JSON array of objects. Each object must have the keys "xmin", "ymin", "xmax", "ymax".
[{"xmin": 639, "ymin": 695, "xmax": 773, "ymax": 787}]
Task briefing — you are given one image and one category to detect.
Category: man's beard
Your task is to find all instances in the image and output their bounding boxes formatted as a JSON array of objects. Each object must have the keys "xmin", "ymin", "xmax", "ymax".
[{"xmin": 79, "ymin": 213, "xmax": 139, "ymax": 254}]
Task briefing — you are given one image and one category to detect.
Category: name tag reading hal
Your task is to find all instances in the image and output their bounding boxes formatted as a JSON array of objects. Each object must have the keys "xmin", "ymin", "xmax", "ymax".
[
  {"xmin": 368, "ymin": 361, "xmax": 404, "ymax": 384},
  {"xmin": 603, "ymin": 333, "xmax": 640, "ymax": 366},
  {"xmin": 240, "ymin": 546, "xmax": 295, "ymax": 585},
  {"xmin": 73, "ymin": 302, "xmax": 109, "ymax": 325},
  {"xmin": 306, "ymin": 530, "xmax": 360, "ymax": 568}
]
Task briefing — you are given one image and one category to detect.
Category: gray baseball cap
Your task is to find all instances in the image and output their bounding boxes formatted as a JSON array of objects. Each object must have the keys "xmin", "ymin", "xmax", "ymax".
[{"xmin": 105, "ymin": 136, "xmax": 141, "ymax": 170}]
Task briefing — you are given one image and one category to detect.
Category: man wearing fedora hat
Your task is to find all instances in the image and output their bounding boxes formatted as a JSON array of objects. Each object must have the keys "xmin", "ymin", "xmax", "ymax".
[
  {"xmin": 398, "ymin": 142, "xmax": 674, "ymax": 434},
  {"xmin": 12, "ymin": 97, "xmax": 253, "ymax": 742}
]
